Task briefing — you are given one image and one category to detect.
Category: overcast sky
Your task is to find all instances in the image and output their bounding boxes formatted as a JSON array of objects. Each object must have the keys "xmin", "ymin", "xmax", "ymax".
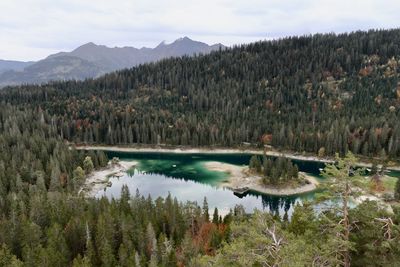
[{"xmin": 0, "ymin": 0, "xmax": 399, "ymax": 61}]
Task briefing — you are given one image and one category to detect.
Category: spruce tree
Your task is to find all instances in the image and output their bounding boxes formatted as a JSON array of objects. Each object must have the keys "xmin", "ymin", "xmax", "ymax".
[
  {"xmin": 202, "ymin": 197, "xmax": 210, "ymax": 222},
  {"xmin": 394, "ymin": 178, "xmax": 400, "ymax": 201},
  {"xmin": 212, "ymin": 207, "xmax": 219, "ymax": 224},
  {"xmin": 83, "ymin": 156, "xmax": 94, "ymax": 174}
]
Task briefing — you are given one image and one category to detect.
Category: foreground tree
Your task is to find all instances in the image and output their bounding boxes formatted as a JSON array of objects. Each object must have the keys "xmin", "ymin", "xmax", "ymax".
[
  {"xmin": 349, "ymin": 201, "xmax": 400, "ymax": 266},
  {"xmin": 320, "ymin": 152, "xmax": 365, "ymax": 267},
  {"xmin": 395, "ymin": 178, "xmax": 400, "ymax": 201},
  {"xmin": 0, "ymin": 244, "xmax": 23, "ymax": 267}
]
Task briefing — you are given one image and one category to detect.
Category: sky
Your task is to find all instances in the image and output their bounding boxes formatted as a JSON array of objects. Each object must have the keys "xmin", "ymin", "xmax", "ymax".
[{"xmin": 0, "ymin": 0, "xmax": 399, "ymax": 61}]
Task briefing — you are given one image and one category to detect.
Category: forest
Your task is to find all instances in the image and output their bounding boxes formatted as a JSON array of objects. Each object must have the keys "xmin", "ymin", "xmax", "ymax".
[
  {"xmin": 1, "ymin": 29, "xmax": 400, "ymax": 160},
  {"xmin": 249, "ymin": 155, "xmax": 300, "ymax": 186},
  {"xmin": 0, "ymin": 29, "xmax": 400, "ymax": 266},
  {"xmin": 0, "ymin": 103, "xmax": 232, "ymax": 266}
]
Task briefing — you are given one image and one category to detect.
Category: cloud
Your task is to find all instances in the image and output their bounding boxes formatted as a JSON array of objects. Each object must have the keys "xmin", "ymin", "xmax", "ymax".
[{"xmin": 0, "ymin": 0, "xmax": 399, "ymax": 61}]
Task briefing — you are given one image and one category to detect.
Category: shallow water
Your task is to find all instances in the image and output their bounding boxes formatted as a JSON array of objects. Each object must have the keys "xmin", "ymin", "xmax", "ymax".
[{"xmin": 95, "ymin": 151, "xmax": 325, "ymax": 217}]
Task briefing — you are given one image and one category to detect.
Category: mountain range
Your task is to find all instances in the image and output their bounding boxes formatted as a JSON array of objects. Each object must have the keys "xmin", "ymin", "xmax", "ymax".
[
  {"xmin": 0, "ymin": 37, "xmax": 224, "ymax": 87},
  {"xmin": 0, "ymin": 60, "xmax": 34, "ymax": 74}
]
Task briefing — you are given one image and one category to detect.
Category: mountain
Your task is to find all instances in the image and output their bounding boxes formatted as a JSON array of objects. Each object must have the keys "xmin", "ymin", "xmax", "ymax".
[
  {"xmin": 0, "ymin": 56, "xmax": 101, "ymax": 86},
  {"xmin": 151, "ymin": 37, "xmax": 224, "ymax": 60},
  {"xmin": 0, "ymin": 37, "xmax": 224, "ymax": 87},
  {"xmin": 50, "ymin": 37, "xmax": 224, "ymax": 72},
  {"xmin": 0, "ymin": 59, "xmax": 34, "ymax": 74}
]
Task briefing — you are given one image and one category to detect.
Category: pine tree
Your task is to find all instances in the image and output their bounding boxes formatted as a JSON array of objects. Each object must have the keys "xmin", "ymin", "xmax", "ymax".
[
  {"xmin": 202, "ymin": 197, "xmax": 210, "ymax": 222},
  {"xmin": 72, "ymin": 255, "xmax": 91, "ymax": 267},
  {"xmin": 83, "ymin": 156, "xmax": 94, "ymax": 174},
  {"xmin": 146, "ymin": 223, "xmax": 157, "ymax": 260},
  {"xmin": 72, "ymin": 166, "xmax": 85, "ymax": 191},
  {"xmin": 212, "ymin": 207, "xmax": 219, "ymax": 224},
  {"xmin": 99, "ymin": 240, "xmax": 117, "ymax": 267},
  {"xmin": 85, "ymin": 223, "xmax": 97, "ymax": 266},
  {"xmin": 394, "ymin": 178, "xmax": 400, "ymax": 201},
  {"xmin": 321, "ymin": 152, "xmax": 364, "ymax": 267},
  {"xmin": 35, "ymin": 171, "xmax": 47, "ymax": 191},
  {"xmin": 41, "ymin": 224, "xmax": 70, "ymax": 267},
  {"xmin": 96, "ymin": 150, "xmax": 109, "ymax": 167},
  {"xmin": 49, "ymin": 159, "xmax": 62, "ymax": 191},
  {"xmin": 0, "ymin": 244, "xmax": 23, "ymax": 267},
  {"xmin": 249, "ymin": 155, "xmax": 262, "ymax": 173}
]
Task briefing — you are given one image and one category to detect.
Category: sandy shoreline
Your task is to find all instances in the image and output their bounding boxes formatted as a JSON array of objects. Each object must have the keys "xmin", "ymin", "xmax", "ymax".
[
  {"xmin": 75, "ymin": 144, "xmax": 333, "ymax": 163},
  {"xmin": 79, "ymin": 160, "xmax": 138, "ymax": 197},
  {"xmin": 204, "ymin": 161, "xmax": 319, "ymax": 196},
  {"xmin": 74, "ymin": 145, "xmax": 400, "ymax": 171}
]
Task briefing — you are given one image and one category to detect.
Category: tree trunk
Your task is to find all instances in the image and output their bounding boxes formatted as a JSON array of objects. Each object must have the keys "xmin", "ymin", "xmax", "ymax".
[{"xmin": 343, "ymin": 181, "xmax": 350, "ymax": 267}]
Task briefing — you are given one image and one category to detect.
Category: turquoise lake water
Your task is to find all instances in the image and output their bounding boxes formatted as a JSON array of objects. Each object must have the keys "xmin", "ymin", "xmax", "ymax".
[
  {"xmin": 94, "ymin": 151, "xmax": 327, "ymax": 217},
  {"xmin": 95, "ymin": 151, "xmax": 399, "ymax": 217}
]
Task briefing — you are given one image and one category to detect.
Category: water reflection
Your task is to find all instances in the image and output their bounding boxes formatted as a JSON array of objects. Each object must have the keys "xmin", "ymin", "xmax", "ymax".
[
  {"xmin": 96, "ymin": 151, "xmax": 326, "ymax": 217},
  {"xmin": 95, "ymin": 150, "xmax": 399, "ymax": 217},
  {"xmin": 97, "ymin": 166, "xmax": 314, "ymax": 218}
]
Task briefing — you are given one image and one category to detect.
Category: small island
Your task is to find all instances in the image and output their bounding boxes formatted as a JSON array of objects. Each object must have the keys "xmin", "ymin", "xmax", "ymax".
[
  {"xmin": 249, "ymin": 155, "xmax": 302, "ymax": 187},
  {"xmin": 205, "ymin": 155, "xmax": 319, "ymax": 196}
]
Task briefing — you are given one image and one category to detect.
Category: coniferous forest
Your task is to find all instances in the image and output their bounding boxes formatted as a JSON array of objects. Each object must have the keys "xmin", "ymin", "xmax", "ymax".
[
  {"xmin": 0, "ymin": 29, "xmax": 400, "ymax": 266},
  {"xmin": 2, "ymin": 29, "xmax": 400, "ymax": 159},
  {"xmin": 249, "ymin": 155, "xmax": 300, "ymax": 186}
]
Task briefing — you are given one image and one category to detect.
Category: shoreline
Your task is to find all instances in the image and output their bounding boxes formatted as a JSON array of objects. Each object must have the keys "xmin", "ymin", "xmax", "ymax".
[
  {"xmin": 79, "ymin": 160, "xmax": 138, "ymax": 197},
  {"xmin": 74, "ymin": 144, "xmax": 333, "ymax": 162},
  {"xmin": 74, "ymin": 144, "xmax": 400, "ymax": 171},
  {"xmin": 204, "ymin": 161, "xmax": 319, "ymax": 196},
  {"xmin": 76, "ymin": 146, "xmax": 396, "ymax": 206}
]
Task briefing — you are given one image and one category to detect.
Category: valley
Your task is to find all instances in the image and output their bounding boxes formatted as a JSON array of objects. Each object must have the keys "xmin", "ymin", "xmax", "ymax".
[{"xmin": 1, "ymin": 28, "xmax": 400, "ymax": 266}]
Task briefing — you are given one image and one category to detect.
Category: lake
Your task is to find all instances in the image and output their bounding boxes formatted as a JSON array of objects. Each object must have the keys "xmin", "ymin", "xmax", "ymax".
[{"xmin": 94, "ymin": 151, "xmax": 329, "ymax": 217}]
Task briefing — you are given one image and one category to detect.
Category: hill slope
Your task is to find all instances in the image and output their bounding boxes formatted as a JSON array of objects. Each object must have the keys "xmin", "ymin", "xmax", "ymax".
[{"xmin": 1, "ymin": 29, "xmax": 400, "ymax": 159}]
